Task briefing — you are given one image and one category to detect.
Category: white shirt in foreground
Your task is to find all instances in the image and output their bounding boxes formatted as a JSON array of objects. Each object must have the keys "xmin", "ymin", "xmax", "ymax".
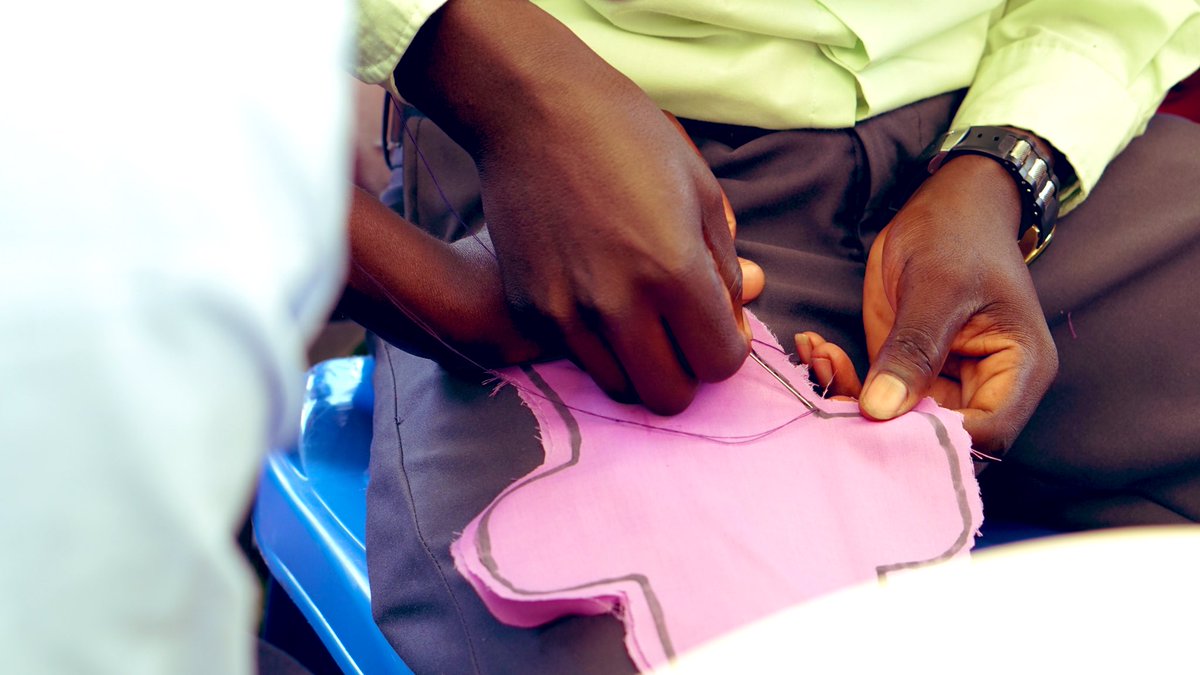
[{"xmin": 0, "ymin": 1, "xmax": 351, "ymax": 672}]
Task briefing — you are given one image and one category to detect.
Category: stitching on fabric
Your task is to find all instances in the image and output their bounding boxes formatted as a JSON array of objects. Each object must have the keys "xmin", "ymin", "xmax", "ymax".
[
  {"xmin": 874, "ymin": 410, "xmax": 976, "ymax": 577},
  {"xmin": 469, "ymin": 359, "xmax": 977, "ymax": 663},
  {"xmin": 472, "ymin": 365, "xmax": 679, "ymax": 663},
  {"xmin": 383, "ymin": 346, "xmax": 483, "ymax": 674}
]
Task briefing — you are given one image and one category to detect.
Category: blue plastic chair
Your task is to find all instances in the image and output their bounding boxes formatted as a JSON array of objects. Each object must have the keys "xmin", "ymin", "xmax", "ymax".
[{"xmin": 253, "ymin": 356, "xmax": 411, "ymax": 674}]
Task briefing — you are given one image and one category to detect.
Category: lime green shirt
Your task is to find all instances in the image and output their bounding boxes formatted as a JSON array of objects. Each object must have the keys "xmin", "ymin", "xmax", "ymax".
[{"xmin": 355, "ymin": 0, "xmax": 1200, "ymax": 208}]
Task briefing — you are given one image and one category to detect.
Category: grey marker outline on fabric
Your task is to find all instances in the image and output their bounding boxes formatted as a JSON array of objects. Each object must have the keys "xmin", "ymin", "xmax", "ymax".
[
  {"xmin": 473, "ymin": 363, "xmax": 975, "ymax": 664},
  {"xmin": 475, "ymin": 365, "xmax": 676, "ymax": 662}
]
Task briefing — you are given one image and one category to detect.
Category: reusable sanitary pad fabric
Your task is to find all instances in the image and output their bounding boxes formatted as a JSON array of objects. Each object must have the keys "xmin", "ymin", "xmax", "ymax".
[{"xmin": 451, "ymin": 318, "xmax": 982, "ymax": 671}]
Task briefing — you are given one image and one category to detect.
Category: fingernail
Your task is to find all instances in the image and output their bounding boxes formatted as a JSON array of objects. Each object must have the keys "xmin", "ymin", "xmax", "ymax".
[
  {"xmin": 812, "ymin": 357, "xmax": 833, "ymax": 392},
  {"xmin": 862, "ymin": 373, "xmax": 908, "ymax": 419},
  {"xmin": 795, "ymin": 334, "xmax": 812, "ymax": 363}
]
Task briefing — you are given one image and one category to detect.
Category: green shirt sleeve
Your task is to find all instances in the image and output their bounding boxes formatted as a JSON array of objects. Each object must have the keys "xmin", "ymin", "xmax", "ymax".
[
  {"xmin": 951, "ymin": 0, "xmax": 1200, "ymax": 212},
  {"xmin": 353, "ymin": 0, "xmax": 449, "ymax": 95}
]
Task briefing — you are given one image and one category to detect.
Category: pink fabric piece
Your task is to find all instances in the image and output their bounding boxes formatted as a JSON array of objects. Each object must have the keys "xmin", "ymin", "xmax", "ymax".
[{"xmin": 451, "ymin": 318, "xmax": 982, "ymax": 671}]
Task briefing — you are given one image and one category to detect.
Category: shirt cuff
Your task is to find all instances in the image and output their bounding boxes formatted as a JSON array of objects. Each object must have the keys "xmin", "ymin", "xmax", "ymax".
[
  {"xmin": 354, "ymin": 0, "xmax": 450, "ymax": 97},
  {"xmin": 953, "ymin": 42, "xmax": 1148, "ymax": 214}
]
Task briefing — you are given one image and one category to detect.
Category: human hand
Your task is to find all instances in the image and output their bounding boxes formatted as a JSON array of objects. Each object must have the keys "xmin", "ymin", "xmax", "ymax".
[
  {"xmin": 436, "ymin": 228, "xmax": 761, "ymax": 373},
  {"xmin": 345, "ymin": 186, "xmax": 762, "ymax": 378},
  {"xmin": 476, "ymin": 96, "xmax": 750, "ymax": 416},
  {"xmin": 394, "ymin": 0, "xmax": 750, "ymax": 415},
  {"xmin": 797, "ymin": 155, "xmax": 1058, "ymax": 456}
]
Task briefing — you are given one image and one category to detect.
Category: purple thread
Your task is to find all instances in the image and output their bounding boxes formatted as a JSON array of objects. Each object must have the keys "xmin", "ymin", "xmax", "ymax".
[
  {"xmin": 1059, "ymin": 310, "xmax": 1078, "ymax": 340},
  {"xmin": 394, "ymin": 99, "xmax": 496, "ymax": 259},
  {"xmin": 370, "ymin": 118, "xmax": 823, "ymax": 444},
  {"xmin": 351, "ymin": 258, "xmax": 821, "ymax": 444},
  {"xmin": 750, "ymin": 338, "xmax": 788, "ymax": 355}
]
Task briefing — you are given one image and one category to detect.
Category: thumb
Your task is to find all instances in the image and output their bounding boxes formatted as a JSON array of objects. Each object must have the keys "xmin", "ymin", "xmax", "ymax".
[{"xmin": 859, "ymin": 285, "xmax": 964, "ymax": 421}]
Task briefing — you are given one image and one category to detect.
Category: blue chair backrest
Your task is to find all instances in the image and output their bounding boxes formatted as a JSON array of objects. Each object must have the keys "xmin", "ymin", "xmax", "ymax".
[{"xmin": 254, "ymin": 357, "xmax": 411, "ymax": 674}]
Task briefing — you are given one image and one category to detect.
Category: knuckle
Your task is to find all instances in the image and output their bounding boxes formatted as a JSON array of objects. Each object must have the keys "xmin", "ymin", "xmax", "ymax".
[
  {"xmin": 508, "ymin": 291, "xmax": 575, "ymax": 337},
  {"xmin": 573, "ymin": 284, "xmax": 637, "ymax": 326},
  {"xmin": 1001, "ymin": 306, "xmax": 1060, "ymax": 381},
  {"xmin": 884, "ymin": 326, "xmax": 942, "ymax": 379},
  {"xmin": 637, "ymin": 251, "xmax": 712, "ymax": 299},
  {"xmin": 695, "ymin": 344, "xmax": 745, "ymax": 383},
  {"xmin": 1035, "ymin": 333, "xmax": 1060, "ymax": 380},
  {"xmin": 643, "ymin": 383, "xmax": 697, "ymax": 417}
]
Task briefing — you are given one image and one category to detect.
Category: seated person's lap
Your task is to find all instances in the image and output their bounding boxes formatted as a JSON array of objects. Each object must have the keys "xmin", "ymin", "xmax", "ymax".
[{"xmin": 367, "ymin": 96, "xmax": 1200, "ymax": 672}]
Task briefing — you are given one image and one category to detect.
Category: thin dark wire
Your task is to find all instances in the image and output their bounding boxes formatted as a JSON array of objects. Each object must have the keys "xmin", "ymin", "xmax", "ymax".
[
  {"xmin": 366, "ymin": 108, "xmax": 830, "ymax": 443},
  {"xmin": 381, "ymin": 109, "xmax": 985, "ymax": 455},
  {"xmin": 569, "ymin": 407, "xmax": 817, "ymax": 444},
  {"xmin": 389, "ymin": 94, "xmax": 495, "ymax": 257},
  {"xmin": 382, "ymin": 92, "xmax": 395, "ymax": 171},
  {"xmin": 351, "ymin": 257, "xmax": 819, "ymax": 444},
  {"xmin": 751, "ymin": 338, "xmax": 788, "ymax": 356}
]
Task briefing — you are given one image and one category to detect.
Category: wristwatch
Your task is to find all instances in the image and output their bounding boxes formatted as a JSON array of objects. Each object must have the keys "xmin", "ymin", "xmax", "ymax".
[{"xmin": 921, "ymin": 126, "xmax": 1060, "ymax": 264}]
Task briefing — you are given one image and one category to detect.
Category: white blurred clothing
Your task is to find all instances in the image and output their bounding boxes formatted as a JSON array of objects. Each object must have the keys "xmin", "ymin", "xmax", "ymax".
[{"xmin": 0, "ymin": 2, "xmax": 351, "ymax": 673}]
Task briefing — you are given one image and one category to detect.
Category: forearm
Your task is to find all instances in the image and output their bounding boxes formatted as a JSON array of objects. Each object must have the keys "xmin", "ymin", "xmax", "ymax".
[
  {"xmin": 386, "ymin": 0, "xmax": 748, "ymax": 413},
  {"xmin": 392, "ymin": 0, "xmax": 650, "ymax": 156},
  {"xmin": 345, "ymin": 187, "xmax": 462, "ymax": 355},
  {"xmin": 342, "ymin": 187, "xmax": 539, "ymax": 366}
]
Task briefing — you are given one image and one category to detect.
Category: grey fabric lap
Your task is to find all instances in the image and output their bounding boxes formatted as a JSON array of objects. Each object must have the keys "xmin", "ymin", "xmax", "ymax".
[
  {"xmin": 368, "ymin": 98, "xmax": 1200, "ymax": 672},
  {"xmin": 367, "ymin": 345, "xmax": 634, "ymax": 674}
]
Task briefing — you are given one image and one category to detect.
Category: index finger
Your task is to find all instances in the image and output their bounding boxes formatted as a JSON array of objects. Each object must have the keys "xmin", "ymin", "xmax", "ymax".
[{"xmin": 657, "ymin": 256, "xmax": 749, "ymax": 384}]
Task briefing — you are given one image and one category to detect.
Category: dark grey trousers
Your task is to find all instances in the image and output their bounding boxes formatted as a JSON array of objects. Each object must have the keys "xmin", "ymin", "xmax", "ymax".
[{"xmin": 367, "ymin": 93, "xmax": 1200, "ymax": 673}]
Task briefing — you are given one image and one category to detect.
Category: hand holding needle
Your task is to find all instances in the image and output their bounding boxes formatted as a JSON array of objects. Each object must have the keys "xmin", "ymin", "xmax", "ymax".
[{"xmin": 748, "ymin": 349, "xmax": 817, "ymax": 411}]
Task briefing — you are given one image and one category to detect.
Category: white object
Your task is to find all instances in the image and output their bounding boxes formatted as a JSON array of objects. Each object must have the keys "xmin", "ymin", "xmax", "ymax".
[
  {"xmin": 0, "ymin": 1, "xmax": 351, "ymax": 672},
  {"xmin": 663, "ymin": 526, "xmax": 1200, "ymax": 674}
]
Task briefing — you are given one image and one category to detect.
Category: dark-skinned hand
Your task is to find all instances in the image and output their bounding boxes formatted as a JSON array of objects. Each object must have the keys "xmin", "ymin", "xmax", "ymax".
[
  {"xmin": 394, "ymin": 0, "xmax": 749, "ymax": 415},
  {"xmin": 343, "ymin": 187, "xmax": 764, "ymax": 381},
  {"xmin": 795, "ymin": 154, "xmax": 1058, "ymax": 457}
]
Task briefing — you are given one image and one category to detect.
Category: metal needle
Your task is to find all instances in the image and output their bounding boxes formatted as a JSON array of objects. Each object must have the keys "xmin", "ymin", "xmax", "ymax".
[{"xmin": 748, "ymin": 349, "xmax": 817, "ymax": 411}]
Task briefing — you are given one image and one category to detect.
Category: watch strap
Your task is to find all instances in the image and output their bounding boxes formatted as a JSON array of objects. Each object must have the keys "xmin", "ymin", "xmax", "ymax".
[{"xmin": 927, "ymin": 126, "xmax": 1060, "ymax": 264}]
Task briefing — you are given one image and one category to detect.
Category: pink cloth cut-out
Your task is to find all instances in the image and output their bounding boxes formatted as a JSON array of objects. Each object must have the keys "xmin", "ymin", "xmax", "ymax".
[{"xmin": 451, "ymin": 316, "xmax": 982, "ymax": 671}]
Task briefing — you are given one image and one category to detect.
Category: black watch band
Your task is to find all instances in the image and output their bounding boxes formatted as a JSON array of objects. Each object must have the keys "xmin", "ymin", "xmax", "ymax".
[{"xmin": 922, "ymin": 126, "xmax": 1060, "ymax": 264}]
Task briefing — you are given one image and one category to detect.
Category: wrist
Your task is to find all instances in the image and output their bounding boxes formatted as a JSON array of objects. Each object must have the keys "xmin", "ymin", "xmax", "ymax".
[
  {"xmin": 908, "ymin": 125, "xmax": 1061, "ymax": 263},
  {"xmin": 906, "ymin": 154, "xmax": 1024, "ymax": 247},
  {"xmin": 393, "ymin": 0, "xmax": 636, "ymax": 156}
]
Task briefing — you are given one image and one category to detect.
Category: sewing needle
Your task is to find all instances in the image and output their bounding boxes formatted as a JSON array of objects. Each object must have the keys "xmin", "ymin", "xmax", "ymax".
[{"xmin": 748, "ymin": 349, "xmax": 817, "ymax": 411}]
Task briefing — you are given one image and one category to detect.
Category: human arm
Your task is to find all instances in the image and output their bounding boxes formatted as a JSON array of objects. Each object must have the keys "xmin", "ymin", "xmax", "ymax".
[
  {"xmin": 342, "ymin": 184, "xmax": 764, "ymax": 373},
  {"xmin": 383, "ymin": 0, "xmax": 749, "ymax": 414},
  {"xmin": 952, "ymin": 0, "xmax": 1200, "ymax": 211},
  {"xmin": 794, "ymin": 151, "xmax": 1057, "ymax": 456},
  {"xmin": 341, "ymin": 186, "xmax": 543, "ymax": 368},
  {"xmin": 799, "ymin": 3, "xmax": 1198, "ymax": 454}
]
